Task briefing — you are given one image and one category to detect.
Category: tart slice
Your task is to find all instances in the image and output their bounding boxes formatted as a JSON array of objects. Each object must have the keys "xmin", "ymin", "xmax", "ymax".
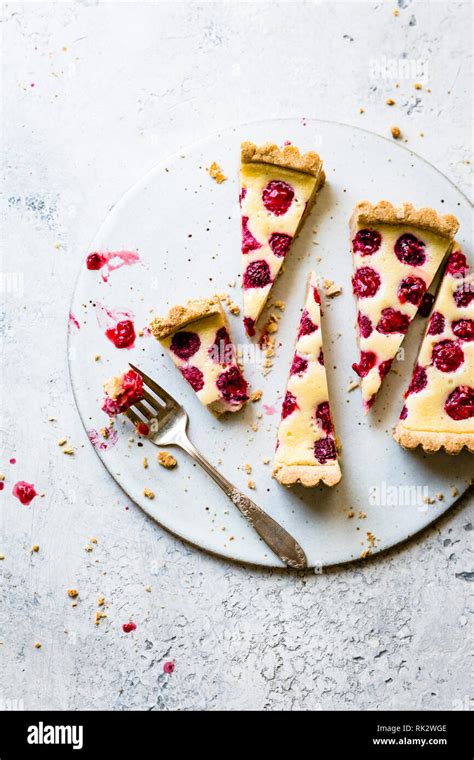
[
  {"xmin": 394, "ymin": 247, "xmax": 474, "ymax": 454},
  {"xmin": 150, "ymin": 296, "xmax": 249, "ymax": 414},
  {"xmin": 273, "ymin": 272, "xmax": 341, "ymax": 487},
  {"xmin": 240, "ymin": 141, "xmax": 325, "ymax": 336},
  {"xmin": 350, "ymin": 201, "xmax": 459, "ymax": 411}
]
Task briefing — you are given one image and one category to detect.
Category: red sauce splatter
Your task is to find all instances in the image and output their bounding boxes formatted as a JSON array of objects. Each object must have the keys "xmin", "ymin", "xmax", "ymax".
[
  {"xmin": 163, "ymin": 660, "xmax": 175, "ymax": 674},
  {"xmin": 135, "ymin": 422, "xmax": 149, "ymax": 436},
  {"xmin": 122, "ymin": 620, "xmax": 137, "ymax": 633},
  {"xmin": 9, "ymin": 458, "xmax": 16, "ymax": 464},
  {"xmin": 12, "ymin": 481, "xmax": 37, "ymax": 506},
  {"xmin": 68, "ymin": 312, "xmax": 80, "ymax": 331},
  {"xmin": 262, "ymin": 404, "xmax": 276, "ymax": 416},
  {"xmin": 86, "ymin": 250, "xmax": 140, "ymax": 282},
  {"xmin": 94, "ymin": 303, "xmax": 136, "ymax": 349},
  {"xmin": 0, "ymin": 482, "xmax": 4, "ymax": 491}
]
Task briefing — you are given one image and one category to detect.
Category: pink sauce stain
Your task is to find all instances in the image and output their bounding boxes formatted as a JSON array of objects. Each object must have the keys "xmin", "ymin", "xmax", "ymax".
[
  {"xmin": 87, "ymin": 428, "xmax": 118, "ymax": 451},
  {"xmin": 9, "ymin": 458, "xmax": 16, "ymax": 464},
  {"xmin": 94, "ymin": 302, "xmax": 136, "ymax": 349},
  {"xmin": 86, "ymin": 250, "xmax": 140, "ymax": 282},
  {"xmin": 283, "ymin": 140, "xmax": 292, "ymax": 146},
  {"xmin": 263, "ymin": 404, "xmax": 277, "ymax": 416},
  {"xmin": 122, "ymin": 620, "xmax": 137, "ymax": 633},
  {"xmin": 0, "ymin": 482, "xmax": 4, "ymax": 491},
  {"xmin": 140, "ymin": 326, "xmax": 152, "ymax": 338},
  {"xmin": 68, "ymin": 312, "xmax": 80, "ymax": 331},
  {"xmin": 12, "ymin": 481, "xmax": 37, "ymax": 506},
  {"xmin": 163, "ymin": 660, "xmax": 175, "ymax": 675}
]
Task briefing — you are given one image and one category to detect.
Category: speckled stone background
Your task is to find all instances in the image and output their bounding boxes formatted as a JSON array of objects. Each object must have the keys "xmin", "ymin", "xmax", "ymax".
[{"xmin": 1, "ymin": 0, "xmax": 472, "ymax": 711}]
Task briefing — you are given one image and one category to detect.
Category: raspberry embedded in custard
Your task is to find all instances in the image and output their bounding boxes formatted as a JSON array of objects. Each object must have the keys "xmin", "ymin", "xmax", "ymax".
[
  {"xmin": 318, "ymin": 349, "xmax": 324, "ymax": 366},
  {"xmin": 243, "ymin": 317, "xmax": 255, "ymax": 337},
  {"xmin": 313, "ymin": 437, "xmax": 337, "ymax": 464},
  {"xmin": 378, "ymin": 359, "xmax": 393, "ymax": 380},
  {"xmin": 444, "ymin": 385, "xmax": 474, "ymax": 420},
  {"xmin": 170, "ymin": 331, "xmax": 201, "ymax": 360},
  {"xmin": 352, "ymin": 351, "xmax": 376, "ymax": 378},
  {"xmin": 297, "ymin": 309, "xmax": 318, "ymax": 338},
  {"xmin": 216, "ymin": 365, "xmax": 248, "ymax": 403},
  {"xmin": 243, "ymin": 259, "xmax": 272, "ymax": 289},
  {"xmin": 262, "ymin": 180, "xmax": 295, "ymax": 216},
  {"xmin": 352, "ymin": 267, "xmax": 381, "ymax": 298},
  {"xmin": 352, "ymin": 229, "xmax": 382, "ymax": 256},
  {"xmin": 241, "ymin": 216, "xmax": 262, "ymax": 255},
  {"xmin": 398, "ymin": 276, "xmax": 427, "ymax": 306},
  {"xmin": 357, "ymin": 312, "xmax": 373, "ymax": 338},
  {"xmin": 405, "ymin": 364, "xmax": 428, "ymax": 397},
  {"xmin": 281, "ymin": 391, "xmax": 298, "ymax": 419},
  {"xmin": 181, "ymin": 366, "xmax": 205, "ymax": 392},
  {"xmin": 105, "ymin": 319, "xmax": 136, "ymax": 349},
  {"xmin": 399, "ymin": 404, "xmax": 408, "ymax": 420},
  {"xmin": 394, "ymin": 233, "xmax": 426, "ymax": 266},
  {"xmin": 315, "ymin": 402, "xmax": 333, "ymax": 435},
  {"xmin": 452, "ymin": 319, "xmax": 474, "ymax": 342},
  {"xmin": 427, "ymin": 311, "xmax": 445, "ymax": 336},
  {"xmin": 290, "ymin": 354, "xmax": 308, "ymax": 376},
  {"xmin": 446, "ymin": 250, "xmax": 468, "ymax": 276},
  {"xmin": 208, "ymin": 326, "xmax": 232, "ymax": 364},
  {"xmin": 376, "ymin": 308, "xmax": 410, "ymax": 335},
  {"xmin": 268, "ymin": 232, "xmax": 292, "ymax": 258},
  {"xmin": 453, "ymin": 284, "xmax": 474, "ymax": 309},
  {"xmin": 431, "ymin": 339, "xmax": 464, "ymax": 373}
]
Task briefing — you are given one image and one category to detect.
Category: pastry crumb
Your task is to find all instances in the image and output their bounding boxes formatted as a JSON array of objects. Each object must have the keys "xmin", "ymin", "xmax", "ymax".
[
  {"xmin": 251, "ymin": 389, "xmax": 263, "ymax": 402},
  {"xmin": 247, "ymin": 480, "xmax": 256, "ymax": 490},
  {"xmin": 145, "ymin": 586, "xmax": 152, "ymax": 593},
  {"xmin": 244, "ymin": 463, "xmax": 252, "ymax": 475},
  {"xmin": 67, "ymin": 589, "xmax": 78, "ymax": 599},
  {"xmin": 386, "ymin": 98, "xmax": 395, "ymax": 105},
  {"xmin": 34, "ymin": 642, "xmax": 42, "ymax": 649},
  {"xmin": 324, "ymin": 280, "xmax": 342, "ymax": 298},
  {"xmin": 436, "ymin": 492, "xmax": 444, "ymax": 501},
  {"xmin": 414, "ymin": 82, "xmax": 423, "ymax": 90},
  {"xmin": 0, "ymin": 554, "xmax": 5, "ymax": 561},
  {"xmin": 451, "ymin": 486, "xmax": 459, "ymax": 497},
  {"xmin": 63, "ymin": 447, "xmax": 74, "ymax": 455},
  {"xmin": 143, "ymin": 488, "xmax": 155, "ymax": 499},
  {"xmin": 31, "ymin": 544, "xmax": 40, "ymax": 553},
  {"xmin": 423, "ymin": 495, "xmax": 436, "ymax": 505},
  {"xmin": 360, "ymin": 549, "xmax": 371, "ymax": 559},
  {"xmin": 143, "ymin": 456, "xmax": 148, "ymax": 469},
  {"xmin": 97, "ymin": 595, "xmax": 105, "ymax": 606},
  {"xmin": 95, "ymin": 611, "xmax": 106, "ymax": 626},
  {"xmin": 208, "ymin": 161, "xmax": 227, "ymax": 184},
  {"xmin": 347, "ymin": 380, "xmax": 359, "ymax": 392},
  {"xmin": 90, "ymin": 537, "xmax": 98, "ymax": 545},
  {"xmin": 273, "ymin": 300, "xmax": 286, "ymax": 311},
  {"xmin": 347, "ymin": 511, "xmax": 355, "ymax": 519},
  {"xmin": 0, "ymin": 473, "xmax": 5, "ymax": 481},
  {"xmin": 57, "ymin": 438, "xmax": 67, "ymax": 447},
  {"xmin": 158, "ymin": 451, "xmax": 177, "ymax": 469},
  {"xmin": 84, "ymin": 544, "xmax": 93, "ymax": 552},
  {"xmin": 94, "ymin": 354, "xmax": 101, "ymax": 361},
  {"xmin": 359, "ymin": 107, "xmax": 365, "ymax": 113},
  {"xmin": 391, "ymin": 126, "xmax": 401, "ymax": 139}
]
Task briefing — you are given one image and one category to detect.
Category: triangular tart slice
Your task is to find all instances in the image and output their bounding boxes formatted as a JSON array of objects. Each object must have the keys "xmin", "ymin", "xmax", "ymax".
[
  {"xmin": 350, "ymin": 201, "xmax": 459, "ymax": 411},
  {"xmin": 394, "ymin": 246, "xmax": 474, "ymax": 454},
  {"xmin": 240, "ymin": 141, "xmax": 325, "ymax": 336},
  {"xmin": 273, "ymin": 272, "xmax": 341, "ymax": 487},
  {"xmin": 150, "ymin": 296, "xmax": 249, "ymax": 414}
]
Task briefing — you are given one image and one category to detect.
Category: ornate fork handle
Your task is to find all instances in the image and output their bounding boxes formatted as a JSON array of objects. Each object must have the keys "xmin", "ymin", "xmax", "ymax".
[{"xmin": 176, "ymin": 432, "xmax": 307, "ymax": 570}]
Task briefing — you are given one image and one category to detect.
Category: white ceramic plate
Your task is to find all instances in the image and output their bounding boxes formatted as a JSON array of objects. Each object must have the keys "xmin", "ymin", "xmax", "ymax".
[{"xmin": 69, "ymin": 118, "xmax": 472, "ymax": 568}]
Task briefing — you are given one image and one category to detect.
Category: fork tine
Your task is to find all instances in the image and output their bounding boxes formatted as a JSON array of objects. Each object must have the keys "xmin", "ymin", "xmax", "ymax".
[
  {"xmin": 142, "ymin": 389, "xmax": 165, "ymax": 414},
  {"xmin": 129, "ymin": 363, "xmax": 178, "ymax": 407},
  {"xmin": 134, "ymin": 401, "xmax": 153, "ymax": 420},
  {"xmin": 125, "ymin": 408, "xmax": 142, "ymax": 427}
]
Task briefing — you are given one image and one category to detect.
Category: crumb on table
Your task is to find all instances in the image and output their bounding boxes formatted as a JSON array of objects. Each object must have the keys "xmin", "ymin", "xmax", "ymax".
[
  {"xmin": 208, "ymin": 161, "xmax": 227, "ymax": 183},
  {"xmin": 158, "ymin": 451, "xmax": 177, "ymax": 469}
]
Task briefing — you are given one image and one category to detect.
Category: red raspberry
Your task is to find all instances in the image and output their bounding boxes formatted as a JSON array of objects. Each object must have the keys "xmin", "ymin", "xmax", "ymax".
[
  {"xmin": 315, "ymin": 402, "xmax": 333, "ymax": 434},
  {"xmin": 405, "ymin": 364, "xmax": 428, "ymax": 397},
  {"xmin": 376, "ymin": 308, "xmax": 410, "ymax": 335},
  {"xmin": 445, "ymin": 386, "xmax": 474, "ymax": 420},
  {"xmin": 352, "ymin": 228, "xmax": 382, "ymax": 255},
  {"xmin": 181, "ymin": 366, "xmax": 204, "ymax": 392},
  {"xmin": 431, "ymin": 340, "xmax": 464, "ymax": 373},
  {"xmin": 268, "ymin": 233, "xmax": 292, "ymax": 258},
  {"xmin": 417, "ymin": 292, "xmax": 435, "ymax": 318},
  {"xmin": 452, "ymin": 319, "xmax": 474, "ymax": 342},
  {"xmin": 394, "ymin": 233, "xmax": 426, "ymax": 266},
  {"xmin": 427, "ymin": 311, "xmax": 445, "ymax": 335},
  {"xmin": 352, "ymin": 351, "xmax": 377, "ymax": 378},
  {"xmin": 447, "ymin": 250, "xmax": 468, "ymax": 276},
  {"xmin": 314, "ymin": 437, "xmax": 337, "ymax": 464},
  {"xmin": 216, "ymin": 366, "xmax": 248, "ymax": 402},
  {"xmin": 281, "ymin": 391, "xmax": 298, "ymax": 419},
  {"xmin": 378, "ymin": 359, "xmax": 393, "ymax": 380},
  {"xmin": 352, "ymin": 267, "xmax": 381, "ymax": 298},
  {"xmin": 358, "ymin": 312, "xmax": 373, "ymax": 338},
  {"xmin": 398, "ymin": 276, "xmax": 426, "ymax": 306},
  {"xmin": 453, "ymin": 284, "xmax": 474, "ymax": 309},
  {"xmin": 262, "ymin": 180, "xmax": 295, "ymax": 215},
  {"xmin": 170, "ymin": 331, "xmax": 200, "ymax": 360},
  {"xmin": 298, "ymin": 309, "xmax": 318, "ymax": 338},
  {"xmin": 241, "ymin": 217, "xmax": 262, "ymax": 255},
  {"xmin": 105, "ymin": 319, "xmax": 136, "ymax": 349},
  {"xmin": 290, "ymin": 354, "xmax": 308, "ymax": 376},
  {"xmin": 243, "ymin": 260, "xmax": 272, "ymax": 289}
]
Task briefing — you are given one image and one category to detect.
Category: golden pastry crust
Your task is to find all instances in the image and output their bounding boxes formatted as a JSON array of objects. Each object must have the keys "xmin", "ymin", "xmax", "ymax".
[
  {"xmin": 351, "ymin": 200, "xmax": 459, "ymax": 239},
  {"xmin": 393, "ymin": 424, "xmax": 474, "ymax": 455},
  {"xmin": 150, "ymin": 296, "xmax": 223, "ymax": 340},
  {"xmin": 272, "ymin": 461, "xmax": 342, "ymax": 487},
  {"xmin": 241, "ymin": 141, "xmax": 325, "ymax": 183}
]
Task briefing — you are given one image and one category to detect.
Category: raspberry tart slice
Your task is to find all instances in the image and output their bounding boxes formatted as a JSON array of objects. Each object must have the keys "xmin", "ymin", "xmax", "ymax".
[
  {"xmin": 350, "ymin": 201, "xmax": 459, "ymax": 411},
  {"xmin": 394, "ymin": 247, "xmax": 474, "ymax": 454},
  {"xmin": 240, "ymin": 141, "xmax": 325, "ymax": 336},
  {"xmin": 102, "ymin": 368, "xmax": 144, "ymax": 416},
  {"xmin": 150, "ymin": 296, "xmax": 249, "ymax": 414},
  {"xmin": 273, "ymin": 272, "xmax": 341, "ymax": 487}
]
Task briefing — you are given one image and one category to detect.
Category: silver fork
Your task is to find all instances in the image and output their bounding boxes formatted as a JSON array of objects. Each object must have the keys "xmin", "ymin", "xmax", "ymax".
[{"xmin": 125, "ymin": 363, "xmax": 307, "ymax": 570}]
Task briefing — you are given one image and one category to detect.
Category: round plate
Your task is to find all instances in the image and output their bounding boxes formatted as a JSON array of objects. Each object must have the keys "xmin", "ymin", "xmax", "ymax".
[{"xmin": 69, "ymin": 118, "xmax": 472, "ymax": 568}]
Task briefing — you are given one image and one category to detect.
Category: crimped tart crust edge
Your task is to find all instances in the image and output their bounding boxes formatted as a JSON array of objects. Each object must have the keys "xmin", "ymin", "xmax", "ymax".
[
  {"xmin": 241, "ymin": 140, "xmax": 324, "ymax": 181},
  {"xmin": 350, "ymin": 200, "xmax": 459, "ymax": 239},
  {"xmin": 393, "ymin": 425, "xmax": 474, "ymax": 455},
  {"xmin": 272, "ymin": 461, "xmax": 342, "ymax": 487},
  {"xmin": 150, "ymin": 296, "xmax": 224, "ymax": 340}
]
